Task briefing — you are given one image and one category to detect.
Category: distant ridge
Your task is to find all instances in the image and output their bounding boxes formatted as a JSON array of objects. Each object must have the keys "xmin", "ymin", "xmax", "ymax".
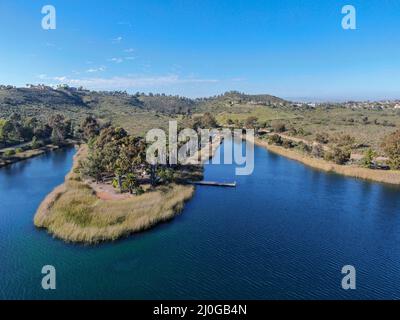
[{"xmin": 0, "ymin": 85, "xmax": 287, "ymax": 114}]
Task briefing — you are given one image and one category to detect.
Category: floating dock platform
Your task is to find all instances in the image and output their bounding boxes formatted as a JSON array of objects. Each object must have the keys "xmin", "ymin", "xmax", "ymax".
[{"xmin": 189, "ymin": 181, "xmax": 237, "ymax": 187}]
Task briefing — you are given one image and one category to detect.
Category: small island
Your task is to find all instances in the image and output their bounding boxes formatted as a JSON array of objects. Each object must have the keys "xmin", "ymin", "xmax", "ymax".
[{"xmin": 34, "ymin": 115, "xmax": 222, "ymax": 244}]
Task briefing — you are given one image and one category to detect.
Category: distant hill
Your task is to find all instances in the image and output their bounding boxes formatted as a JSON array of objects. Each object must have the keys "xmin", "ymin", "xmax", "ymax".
[
  {"xmin": 136, "ymin": 94, "xmax": 197, "ymax": 114},
  {"xmin": 0, "ymin": 86, "xmax": 287, "ymax": 111},
  {"xmin": 204, "ymin": 91, "xmax": 286, "ymax": 106},
  {"xmin": 0, "ymin": 86, "xmax": 89, "ymax": 108},
  {"xmin": 0, "ymin": 86, "xmax": 290, "ymax": 134}
]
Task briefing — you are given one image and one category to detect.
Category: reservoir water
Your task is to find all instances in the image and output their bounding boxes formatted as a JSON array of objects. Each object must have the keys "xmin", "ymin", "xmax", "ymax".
[{"xmin": 1, "ymin": 145, "xmax": 400, "ymax": 299}]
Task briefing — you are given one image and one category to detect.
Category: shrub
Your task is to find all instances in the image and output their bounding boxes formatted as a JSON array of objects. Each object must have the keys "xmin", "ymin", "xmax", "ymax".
[
  {"xmin": 382, "ymin": 130, "xmax": 400, "ymax": 169},
  {"xmin": 271, "ymin": 121, "xmax": 286, "ymax": 133},
  {"xmin": 268, "ymin": 134, "xmax": 283, "ymax": 145},
  {"xmin": 158, "ymin": 168, "xmax": 174, "ymax": 183},
  {"xmin": 332, "ymin": 134, "xmax": 355, "ymax": 148},
  {"xmin": 4, "ymin": 149, "xmax": 16, "ymax": 157},
  {"xmin": 112, "ymin": 177, "xmax": 120, "ymax": 190},
  {"xmin": 296, "ymin": 127, "xmax": 305, "ymax": 136},
  {"xmin": 15, "ymin": 148, "xmax": 23, "ymax": 154},
  {"xmin": 324, "ymin": 147, "xmax": 351, "ymax": 165},
  {"xmin": 315, "ymin": 132, "xmax": 329, "ymax": 144},
  {"xmin": 31, "ymin": 136, "xmax": 43, "ymax": 149},
  {"xmin": 296, "ymin": 141, "xmax": 311, "ymax": 154},
  {"xmin": 311, "ymin": 143, "xmax": 324, "ymax": 158},
  {"xmin": 288, "ymin": 127, "xmax": 298, "ymax": 136},
  {"xmin": 245, "ymin": 116, "xmax": 258, "ymax": 129},
  {"xmin": 282, "ymin": 139, "xmax": 294, "ymax": 149},
  {"xmin": 362, "ymin": 148, "xmax": 376, "ymax": 168}
]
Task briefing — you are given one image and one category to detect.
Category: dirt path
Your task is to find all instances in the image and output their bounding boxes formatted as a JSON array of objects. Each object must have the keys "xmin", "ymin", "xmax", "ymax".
[{"xmin": 87, "ymin": 181, "xmax": 133, "ymax": 201}]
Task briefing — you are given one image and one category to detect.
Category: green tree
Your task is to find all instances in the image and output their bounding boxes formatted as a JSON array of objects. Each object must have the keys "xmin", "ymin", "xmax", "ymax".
[
  {"xmin": 0, "ymin": 119, "xmax": 7, "ymax": 145},
  {"xmin": 382, "ymin": 130, "xmax": 400, "ymax": 169},
  {"xmin": 31, "ymin": 136, "xmax": 42, "ymax": 149},
  {"xmin": 245, "ymin": 116, "xmax": 258, "ymax": 129},
  {"xmin": 83, "ymin": 150, "xmax": 105, "ymax": 183},
  {"xmin": 191, "ymin": 112, "xmax": 218, "ymax": 130},
  {"xmin": 4, "ymin": 149, "xmax": 16, "ymax": 157},
  {"xmin": 0, "ymin": 119, "xmax": 14, "ymax": 143},
  {"xmin": 324, "ymin": 147, "xmax": 351, "ymax": 165},
  {"xmin": 315, "ymin": 132, "xmax": 329, "ymax": 144},
  {"xmin": 158, "ymin": 167, "xmax": 174, "ymax": 183},
  {"xmin": 311, "ymin": 143, "xmax": 324, "ymax": 158},
  {"xmin": 122, "ymin": 173, "xmax": 142, "ymax": 194},
  {"xmin": 362, "ymin": 148, "xmax": 376, "ymax": 168},
  {"xmin": 49, "ymin": 114, "xmax": 68, "ymax": 145},
  {"xmin": 80, "ymin": 116, "xmax": 100, "ymax": 141},
  {"xmin": 268, "ymin": 134, "xmax": 283, "ymax": 145},
  {"xmin": 271, "ymin": 121, "xmax": 286, "ymax": 133}
]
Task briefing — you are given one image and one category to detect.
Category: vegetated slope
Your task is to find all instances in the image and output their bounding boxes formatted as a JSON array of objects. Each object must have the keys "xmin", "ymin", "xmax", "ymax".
[
  {"xmin": 137, "ymin": 94, "xmax": 197, "ymax": 114},
  {"xmin": 196, "ymin": 91, "xmax": 288, "ymax": 113},
  {"xmin": 0, "ymin": 86, "xmax": 86, "ymax": 108},
  {"xmin": 0, "ymin": 86, "xmax": 288, "ymax": 115},
  {"xmin": 210, "ymin": 91, "xmax": 286, "ymax": 105},
  {"xmin": 0, "ymin": 86, "xmax": 290, "ymax": 135}
]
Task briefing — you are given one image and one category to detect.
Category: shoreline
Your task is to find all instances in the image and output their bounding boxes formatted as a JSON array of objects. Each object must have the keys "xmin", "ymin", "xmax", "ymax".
[
  {"xmin": 0, "ymin": 140, "xmax": 77, "ymax": 169},
  {"xmin": 34, "ymin": 137, "xmax": 222, "ymax": 244},
  {"xmin": 251, "ymin": 137, "xmax": 400, "ymax": 186}
]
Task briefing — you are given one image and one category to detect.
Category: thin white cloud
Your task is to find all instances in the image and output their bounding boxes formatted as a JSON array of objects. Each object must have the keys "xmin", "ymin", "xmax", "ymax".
[
  {"xmin": 124, "ymin": 48, "xmax": 135, "ymax": 53},
  {"xmin": 86, "ymin": 66, "xmax": 106, "ymax": 73},
  {"xmin": 53, "ymin": 76, "xmax": 68, "ymax": 82},
  {"xmin": 112, "ymin": 36, "xmax": 123, "ymax": 43},
  {"xmin": 118, "ymin": 22, "xmax": 133, "ymax": 29},
  {"xmin": 124, "ymin": 56, "xmax": 135, "ymax": 61},
  {"xmin": 109, "ymin": 57, "xmax": 123, "ymax": 64},
  {"xmin": 48, "ymin": 75, "xmax": 218, "ymax": 90}
]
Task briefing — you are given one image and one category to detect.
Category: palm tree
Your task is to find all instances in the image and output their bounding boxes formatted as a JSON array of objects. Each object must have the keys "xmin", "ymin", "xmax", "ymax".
[{"xmin": 123, "ymin": 173, "xmax": 139, "ymax": 194}]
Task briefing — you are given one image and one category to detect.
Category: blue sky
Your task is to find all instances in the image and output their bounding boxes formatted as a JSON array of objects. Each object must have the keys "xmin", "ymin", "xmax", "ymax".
[{"xmin": 0, "ymin": 0, "xmax": 400, "ymax": 101}]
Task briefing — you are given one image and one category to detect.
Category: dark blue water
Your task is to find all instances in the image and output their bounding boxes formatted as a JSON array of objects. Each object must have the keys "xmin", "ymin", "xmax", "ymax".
[{"xmin": 1, "ymin": 145, "xmax": 400, "ymax": 299}]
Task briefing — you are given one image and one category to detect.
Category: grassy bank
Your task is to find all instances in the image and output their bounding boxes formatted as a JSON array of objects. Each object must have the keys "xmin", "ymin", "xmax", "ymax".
[
  {"xmin": 0, "ymin": 140, "xmax": 78, "ymax": 168},
  {"xmin": 34, "ymin": 145, "xmax": 197, "ymax": 244},
  {"xmin": 253, "ymin": 138, "xmax": 400, "ymax": 185}
]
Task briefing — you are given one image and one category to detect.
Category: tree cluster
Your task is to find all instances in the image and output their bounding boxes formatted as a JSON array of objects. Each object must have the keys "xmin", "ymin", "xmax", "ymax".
[{"xmin": 0, "ymin": 112, "xmax": 72, "ymax": 148}]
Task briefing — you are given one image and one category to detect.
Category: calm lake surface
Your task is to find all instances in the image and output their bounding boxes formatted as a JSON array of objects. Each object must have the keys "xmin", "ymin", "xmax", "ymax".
[{"xmin": 1, "ymin": 144, "xmax": 400, "ymax": 299}]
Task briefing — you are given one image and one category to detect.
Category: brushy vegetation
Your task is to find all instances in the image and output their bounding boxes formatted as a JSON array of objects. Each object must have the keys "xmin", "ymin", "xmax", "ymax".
[
  {"xmin": 253, "ymin": 138, "xmax": 400, "ymax": 185},
  {"xmin": 217, "ymin": 105, "xmax": 400, "ymax": 153},
  {"xmin": 382, "ymin": 130, "xmax": 400, "ymax": 169},
  {"xmin": 0, "ymin": 112, "xmax": 73, "ymax": 149}
]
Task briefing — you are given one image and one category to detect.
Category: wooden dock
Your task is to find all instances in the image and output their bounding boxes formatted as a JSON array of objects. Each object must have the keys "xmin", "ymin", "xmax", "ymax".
[{"xmin": 189, "ymin": 181, "xmax": 237, "ymax": 187}]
